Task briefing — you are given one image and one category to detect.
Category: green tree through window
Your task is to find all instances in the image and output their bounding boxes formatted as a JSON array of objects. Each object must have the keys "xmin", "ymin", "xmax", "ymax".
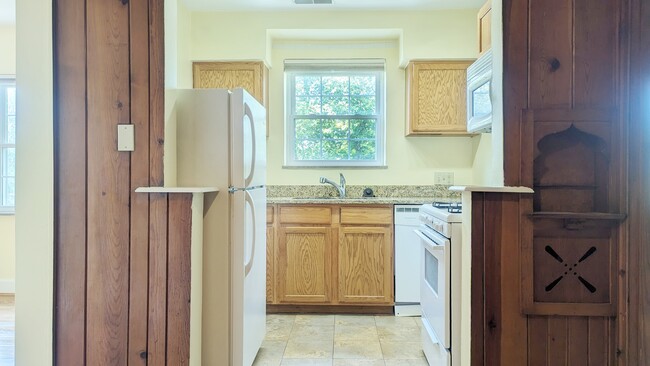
[{"xmin": 285, "ymin": 61, "xmax": 386, "ymax": 167}]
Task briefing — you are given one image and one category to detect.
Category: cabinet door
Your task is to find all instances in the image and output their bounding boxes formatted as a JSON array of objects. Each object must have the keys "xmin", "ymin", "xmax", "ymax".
[
  {"xmin": 193, "ymin": 61, "xmax": 269, "ymax": 136},
  {"xmin": 406, "ymin": 61, "xmax": 473, "ymax": 136},
  {"xmin": 478, "ymin": 0, "xmax": 492, "ymax": 54},
  {"xmin": 338, "ymin": 226, "xmax": 393, "ymax": 304},
  {"xmin": 277, "ymin": 227, "xmax": 333, "ymax": 303},
  {"xmin": 266, "ymin": 205, "xmax": 275, "ymax": 303}
]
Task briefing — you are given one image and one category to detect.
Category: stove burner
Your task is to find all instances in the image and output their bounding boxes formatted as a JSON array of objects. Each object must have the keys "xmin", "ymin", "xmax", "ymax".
[{"xmin": 432, "ymin": 201, "xmax": 462, "ymax": 213}]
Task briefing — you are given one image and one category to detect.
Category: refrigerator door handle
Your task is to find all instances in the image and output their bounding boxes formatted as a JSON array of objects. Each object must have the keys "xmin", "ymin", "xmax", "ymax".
[
  {"xmin": 243, "ymin": 190, "xmax": 256, "ymax": 276},
  {"xmin": 228, "ymin": 185, "xmax": 265, "ymax": 193},
  {"xmin": 243, "ymin": 104, "xmax": 257, "ymax": 187}
]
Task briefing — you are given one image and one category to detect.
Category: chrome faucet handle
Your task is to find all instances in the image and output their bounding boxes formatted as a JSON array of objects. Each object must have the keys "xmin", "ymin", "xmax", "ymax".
[{"xmin": 339, "ymin": 173, "xmax": 346, "ymax": 197}]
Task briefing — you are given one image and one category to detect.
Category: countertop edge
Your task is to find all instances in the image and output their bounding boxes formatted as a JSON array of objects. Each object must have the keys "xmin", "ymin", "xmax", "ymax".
[
  {"xmin": 449, "ymin": 185, "xmax": 534, "ymax": 193},
  {"xmin": 135, "ymin": 187, "xmax": 220, "ymax": 193}
]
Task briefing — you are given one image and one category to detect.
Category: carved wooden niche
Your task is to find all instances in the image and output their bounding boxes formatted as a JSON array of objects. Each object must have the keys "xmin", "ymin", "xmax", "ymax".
[{"xmin": 533, "ymin": 125, "xmax": 609, "ymax": 213}]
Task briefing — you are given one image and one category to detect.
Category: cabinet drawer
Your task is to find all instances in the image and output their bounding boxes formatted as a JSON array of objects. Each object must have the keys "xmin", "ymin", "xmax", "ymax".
[
  {"xmin": 279, "ymin": 206, "xmax": 332, "ymax": 225},
  {"xmin": 267, "ymin": 205, "xmax": 274, "ymax": 225},
  {"xmin": 340, "ymin": 207, "xmax": 393, "ymax": 225}
]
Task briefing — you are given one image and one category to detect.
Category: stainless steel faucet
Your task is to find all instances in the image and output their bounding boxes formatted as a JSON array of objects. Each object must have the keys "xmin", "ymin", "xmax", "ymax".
[{"xmin": 320, "ymin": 173, "xmax": 346, "ymax": 198}]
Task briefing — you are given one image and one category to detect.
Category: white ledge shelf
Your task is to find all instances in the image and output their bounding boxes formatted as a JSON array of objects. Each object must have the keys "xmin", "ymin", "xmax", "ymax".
[
  {"xmin": 449, "ymin": 185, "xmax": 534, "ymax": 194},
  {"xmin": 135, "ymin": 187, "xmax": 219, "ymax": 194}
]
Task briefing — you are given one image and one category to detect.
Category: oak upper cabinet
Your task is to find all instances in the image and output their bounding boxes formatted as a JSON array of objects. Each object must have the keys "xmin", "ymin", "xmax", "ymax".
[
  {"xmin": 266, "ymin": 205, "xmax": 275, "ymax": 303},
  {"xmin": 275, "ymin": 206, "xmax": 334, "ymax": 304},
  {"xmin": 478, "ymin": 0, "xmax": 492, "ymax": 54},
  {"xmin": 406, "ymin": 60, "xmax": 473, "ymax": 136},
  {"xmin": 338, "ymin": 206, "xmax": 393, "ymax": 304},
  {"xmin": 193, "ymin": 61, "xmax": 269, "ymax": 135}
]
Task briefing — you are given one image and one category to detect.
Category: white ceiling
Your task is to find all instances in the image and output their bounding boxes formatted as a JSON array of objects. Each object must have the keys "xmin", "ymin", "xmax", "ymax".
[
  {"xmin": 0, "ymin": 0, "xmax": 15, "ymax": 24},
  {"xmin": 183, "ymin": 0, "xmax": 484, "ymax": 11}
]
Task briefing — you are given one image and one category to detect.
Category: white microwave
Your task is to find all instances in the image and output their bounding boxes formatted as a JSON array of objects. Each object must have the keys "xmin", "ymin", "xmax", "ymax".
[{"xmin": 466, "ymin": 49, "xmax": 493, "ymax": 133}]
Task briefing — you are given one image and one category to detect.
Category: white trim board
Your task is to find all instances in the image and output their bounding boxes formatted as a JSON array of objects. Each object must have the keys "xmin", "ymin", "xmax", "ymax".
[{"xmin": 0, "ymin": 279, "xmax": 15, "ymax": 293}]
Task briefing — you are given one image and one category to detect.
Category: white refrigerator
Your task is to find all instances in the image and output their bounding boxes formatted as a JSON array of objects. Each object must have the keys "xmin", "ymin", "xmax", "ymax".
[{"xmin": 174, "ymin": 88, "xmax": 266, "ymax": 366}]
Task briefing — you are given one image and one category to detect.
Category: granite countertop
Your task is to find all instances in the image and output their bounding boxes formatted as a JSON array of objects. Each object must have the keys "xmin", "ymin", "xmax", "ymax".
[
  {"xmin": 266, "ymin": 185, "xmax": 459, "ymax": 205},
  {"xmin": 267, "ymin": 196, "xmax": 438, "ymax": 205}
]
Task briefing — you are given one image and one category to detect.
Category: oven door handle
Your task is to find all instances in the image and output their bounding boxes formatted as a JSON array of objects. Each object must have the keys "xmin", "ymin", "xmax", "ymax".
[{"xmin": 415, "ymin": 229, "xmax": 447, "ymax": 251}]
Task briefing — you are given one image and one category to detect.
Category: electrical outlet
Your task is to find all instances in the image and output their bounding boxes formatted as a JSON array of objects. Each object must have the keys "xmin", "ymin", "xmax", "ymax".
[{"xmin": 434, "ymin": 172, "xmax": 454, "ymax": 185}]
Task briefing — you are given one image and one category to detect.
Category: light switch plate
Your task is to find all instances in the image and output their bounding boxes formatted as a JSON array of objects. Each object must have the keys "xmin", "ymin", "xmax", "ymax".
[{"xmin": 117, "ymin": 124, "xmax": 134, "ymax": 151}]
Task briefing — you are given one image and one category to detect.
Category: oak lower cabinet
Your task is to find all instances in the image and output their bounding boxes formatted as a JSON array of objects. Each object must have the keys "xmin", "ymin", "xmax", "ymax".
[
  {"xmin": 338, "ymin": 226, "xmax": 393, "ymax": 304},
  {"xmin": 276, "ymin": 227, "xmax": 333, "ymax": 303},
  {"xmin": 269, "ymin": 204, "xmax": 394, "ymax": 309}
]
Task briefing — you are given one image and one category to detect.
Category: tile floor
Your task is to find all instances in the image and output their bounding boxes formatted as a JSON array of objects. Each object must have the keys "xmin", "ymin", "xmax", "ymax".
[
  {"xmin": 254, "ymin": 314, "xmax": 429, "ymax": 366},
  {"xmin": 0, "ymin": 299, "xmax": 429, "ymax": 366},
  {"xmin": 0, "ymin": 295, "xmax": 14, "ymax": 366}
]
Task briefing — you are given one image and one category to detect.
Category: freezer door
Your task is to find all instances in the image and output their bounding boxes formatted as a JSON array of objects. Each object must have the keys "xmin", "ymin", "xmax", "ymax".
[
  {"xmin": 230, "ymin": 187, "xmax": 267, "ymax": 366},
  {"xmin": 230, "ymin": 88, "xmax": 266, "ymax": 190}
]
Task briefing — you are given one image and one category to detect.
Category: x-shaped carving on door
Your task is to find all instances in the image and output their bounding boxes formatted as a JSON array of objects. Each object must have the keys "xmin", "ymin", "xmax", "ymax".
[{"xmin": 544, "ymin": 245, "xmax": 598, "ymax": 293}]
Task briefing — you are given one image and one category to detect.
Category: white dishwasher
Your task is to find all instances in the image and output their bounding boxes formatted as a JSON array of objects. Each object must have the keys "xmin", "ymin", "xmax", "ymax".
[{"xmin": 394, "ymin": 204, "xmax": 423, "ymax": 316}]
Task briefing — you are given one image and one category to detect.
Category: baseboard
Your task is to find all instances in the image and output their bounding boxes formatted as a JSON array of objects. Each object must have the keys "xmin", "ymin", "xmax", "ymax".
[{"xmin": 0, "ymin": 279, "xmax": 15, "ymax": 294}]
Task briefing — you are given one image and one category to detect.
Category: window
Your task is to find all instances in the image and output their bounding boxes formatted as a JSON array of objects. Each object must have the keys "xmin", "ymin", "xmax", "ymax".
[
  {"xmin": 0, "ymin": 78, "xmax": 15, "ymax": 214},
  {"xmin": 285, "ymin": 60, "xmax": 386, "ymax": 167}
]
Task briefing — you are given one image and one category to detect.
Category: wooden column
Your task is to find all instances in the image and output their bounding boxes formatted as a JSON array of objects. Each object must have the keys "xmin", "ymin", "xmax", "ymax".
[{"xmin": 53, "ymin": 0, "xmax": 195, "ymax": 365}]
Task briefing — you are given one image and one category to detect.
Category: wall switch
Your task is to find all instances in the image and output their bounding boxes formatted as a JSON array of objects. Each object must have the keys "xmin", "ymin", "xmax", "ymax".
[
  {"xmin": 434, "ymin": 172, "xmax": 454, "ymax": 185},
  {"xmin": 117, "ymin": 124, "xmax": 134, "ymax": 151}
]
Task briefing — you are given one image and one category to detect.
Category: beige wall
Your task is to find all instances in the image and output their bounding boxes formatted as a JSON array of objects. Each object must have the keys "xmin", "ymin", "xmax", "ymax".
[
  {"xmin": 0, "ymin": 24, "xmax": 15, "ymax": 293},
  {"xmin": 471, "ymin": 0, "xmax": 505, "ymax": 186},
  {"xmin": 0, "ymin": 216, "xmax": 15, "ymax": 292},
  {"xmin": 186, "ymin": 10, "xmax": 483, "ymax": 185},
  {"xmin": 16, "ymin": 0, "xmax": 54, "ymax": 363}
]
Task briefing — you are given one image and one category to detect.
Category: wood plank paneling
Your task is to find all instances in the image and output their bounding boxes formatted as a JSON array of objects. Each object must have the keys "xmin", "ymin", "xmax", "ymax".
[
  {"xmin": 166, "ymin": 195, "xmax": 192, "ymax": 366},
  {"xmin": 128, "ymin": 0, "xmax": 151, "ymax": 364},
  {"xmin": 567, "ymin": 317, "xmax": 589, "ymax": 366},
  {"xmin": 627, "ymin": 0, "xmax": 650, "ymax": 364},
  {"xmin": 527, "ymin": 317, "xmax": 548, "ymax": 366},
  {"xmin": 503, "ymin": 0, "xmax": 529, "ymax": 186},
  {"xmin": 85, "ymin": 0, "xmax": 131, "ymax": 363},
  {"xmin": 528, "ymin": 0, "xmax": 573, "ymax": 108},
  {"xmin": 148, "ymin": 194, "xmax": 169, "ymax": 366},
  {"xmin": 471, "ymin": 194, "xmax": 485, "ymax": 366},
  {"xmin": 149, "ymin": 0, "xmax": 165, "ymax": 186},
  {"xmin": 573, "ymin": 0, "xmax": 618, "ymax": 108},
  {"xmin": 53, "ymin": 0, "xmax": 87, "ymax": 363},
  {"xmin": 482, "ymin": 195, "xmax": 502, "ymax": 366}
]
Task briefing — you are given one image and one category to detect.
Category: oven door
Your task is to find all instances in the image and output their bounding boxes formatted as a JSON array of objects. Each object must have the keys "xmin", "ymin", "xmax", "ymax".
[{"xmin": 416, "ymin": 225, "xmax": 451, "ymax": 350}]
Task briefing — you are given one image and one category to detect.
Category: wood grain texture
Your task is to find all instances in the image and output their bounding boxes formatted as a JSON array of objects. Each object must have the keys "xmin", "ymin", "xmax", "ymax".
[
  {"xmin": 528, "ymin": 0, "xmax": 573, "ymax": 108},
  {"xmin": 573, "ymin": 0, "xmax": 618, "ymax": 108},
  {"xmin": 148, "ymin": 194, "xmax": 168, "ymax": 366},
  {"xmin": 85, "ymin": 0, "xmax": 131, "ymax": 363},
  {"xmin": 478, "ymin": 0, "xmax": 492, "ymax": 54},
  {"xmin": 471, "ymin": 194, "xmax": 485, "ymax": 366},
  {"xmin": 338, "ymin": 226, "xmax": 393, "ymax": 304},
  {"xmin": 339, "ymin": 206, "xmax": 392, "ymax": 226},
  {"xmin": 128, "ymin": 0, "xmax": 151, "ymax": 364},
  {"xmin": 279, "ymin": 206, "xmax": 332, "ymax": 225},
  {"xmin": 193, "ymin": 61, "xmax": 266, "ymax": 104},
  {"xmin": 166, "ymin": 195, "xmax": 192, "ymax": 366},
  {"xmin": 53, "ymin": 0, "xmax": 87, "ymax": 363},
  {"xmin": 149, "ymin": 0, "xmax": 165, "ymax": 186},
  {"xmin": 503, "ymin": 0, "xmax": 529, "ymax": 186},
  {"xmin": 406, "ymin": 61, "xmax": 473, "ymax": 135},
  {"xmin": 277, "ymin": 227, "xmax": 332, "ymax": 303},
  {"xmin": 627, "ymin": 0, "xmax": 650, "ymax": 364},
  {"xmin": 266, "ymin": 225, "xmax": 275, "ymax": 303}
]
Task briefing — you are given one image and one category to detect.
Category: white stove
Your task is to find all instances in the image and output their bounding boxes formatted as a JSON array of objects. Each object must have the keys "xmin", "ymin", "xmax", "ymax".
[{"xmin": 416, "ymin": 202, "xmax": 463, "ymax": 366}]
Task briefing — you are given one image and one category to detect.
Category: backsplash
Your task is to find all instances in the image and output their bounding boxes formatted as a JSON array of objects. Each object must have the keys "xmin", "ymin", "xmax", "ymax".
[{"xmin": 266, "ymin": 185, "xmax": 460, "ymax": 199}]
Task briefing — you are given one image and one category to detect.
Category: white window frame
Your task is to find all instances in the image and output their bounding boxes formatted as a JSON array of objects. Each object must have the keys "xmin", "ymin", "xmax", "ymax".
[
  {"xmin": 284, "ymin": 59, "xmax": 386, "ymax": 168},
  {"xmin": 0, "ymin": 77, "xmax": 16, "ymax": 214}
]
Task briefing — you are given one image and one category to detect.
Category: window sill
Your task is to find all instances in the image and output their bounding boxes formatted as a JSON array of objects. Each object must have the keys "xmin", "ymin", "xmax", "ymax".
[
  {"xmin": 0, "ymin": 210, "xmax": 15, "ymax": 216},
  {"xmin": 283, "ymin": 165, "xmax": 388, "ymax": 169}
]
